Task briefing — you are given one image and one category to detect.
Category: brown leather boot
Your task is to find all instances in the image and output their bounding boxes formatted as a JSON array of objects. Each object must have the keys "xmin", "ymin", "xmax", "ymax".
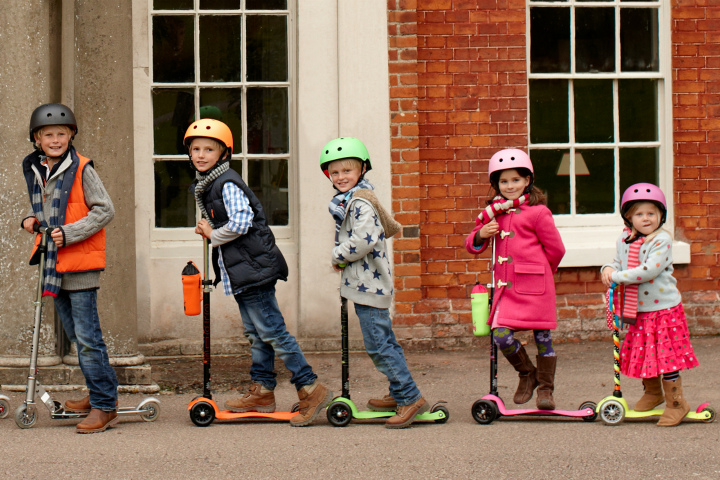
[
  {"xmin": 634, "ymin": 377, "xmax": 664, "ymax": 412},
  {"xmin": 385, "ymin": 397, "xmax": 428, "ymax": 429},
  {"xmin": 76, "ymin": 408, "xmax": 118, "ymax": 433},
  {"xmin": 65, "ymin": 395, "xmax": 91, "ymax": 413},
  {"xmin": 290, "ymin": 382, "xmax": 333, "ymax": 427},
  {"xmin": 657, "ymin": 377, "xmax": 690, "ymax": 427},
  {"xmin": 367, "ymin": 394, "xmax": 397, "ymax": 412},
  {"xmin": 225, "ymin": 383, "xmax": 276, "ymax": 413},
  {"xmin": 536, "ymin": 355, "xmax": 557, "ymax": 410},
  {"xmin": 505, "ymin": 345, "xmax": 539, "ymax": 404}
]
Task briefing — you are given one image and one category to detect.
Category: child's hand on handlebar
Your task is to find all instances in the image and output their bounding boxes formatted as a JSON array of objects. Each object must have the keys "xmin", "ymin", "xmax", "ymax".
[
  {"xmin": 601, "ymin": 267, "xmax": 615, "ymax": 287},
  {"xmin": 195, "ymin": 219, "xmax": 212, "ymax": 239},
  {"xmin": 478, "ymin": 219, "xmax": 499, "ymax": 240}
]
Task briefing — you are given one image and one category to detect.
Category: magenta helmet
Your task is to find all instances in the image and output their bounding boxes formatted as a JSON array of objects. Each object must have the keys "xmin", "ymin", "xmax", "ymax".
[{"xmin": 620, "ymin": 183, "xmax": 667, "ymax": 227}]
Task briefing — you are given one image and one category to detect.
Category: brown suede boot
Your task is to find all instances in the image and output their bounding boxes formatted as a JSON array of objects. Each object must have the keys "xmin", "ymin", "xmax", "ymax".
[
  {"xmin": 65, "ymin": 395, "xmax": 91, "ymax": 413},
  {"xmin": 367, "ymin": 394, "xmax": 397, "ymax": 412},
  {"xmin": 76, "ymin": 408, "xmax": 118, "ymax": 433},
  {"xmin": 536, "ymin": 355, "xmax": 557, "ymax": 410},
  {"xmin": 657, "ymin": 377, "xmax": 690, "ymax": 427},
  {"xmin": 225, "ymin": 383, "xmax": 276, "ymax": 413},
  {"xmin": 505, "ymin": 345, "xmax": 539, "ymax": 404},
  {"xmin": 385, "ymin": 397, "xmax": 428, "ymax": 429},
  {"xmin": 290, "ymin": 382, "xmax": 333, "ymax": 427},
  {"xmin": 634, "ymin": 377, "xmax": 664, "ymax": 412}
]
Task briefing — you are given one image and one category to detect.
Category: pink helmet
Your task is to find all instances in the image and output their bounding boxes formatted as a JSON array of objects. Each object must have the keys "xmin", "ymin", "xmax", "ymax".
[
  {"xmin": 620, "ymin": 183, "xmax": 667, "ymax": 227},
  {"xmin": 488, "ymin": 149, "xmax": 534, "ymax": 182}
]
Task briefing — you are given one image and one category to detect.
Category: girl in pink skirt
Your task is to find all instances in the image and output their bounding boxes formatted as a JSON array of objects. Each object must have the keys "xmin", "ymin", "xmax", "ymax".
[{"xmin": 601, "ymin": 183, "xmax": 699, "ymax": 427}]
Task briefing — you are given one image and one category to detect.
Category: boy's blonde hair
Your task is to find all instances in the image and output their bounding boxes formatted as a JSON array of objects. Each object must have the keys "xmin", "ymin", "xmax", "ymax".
[
  {"xmin": 189, "ymin": 136, "xmax": 225, "ymax": 152},
  {"xmin": 623, "ymin": 201, "xmax": 669, "ymax": 243},
  {"xmin": 328, "ymin": 158, "xmax": 363, "ymax": 171},
  {"xmin": 33, "ymin": 125, "xmax": 73, "ymax": 142}
]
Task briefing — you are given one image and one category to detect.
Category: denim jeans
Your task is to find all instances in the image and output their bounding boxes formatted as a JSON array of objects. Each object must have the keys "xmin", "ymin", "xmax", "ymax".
[
  {"xmin": 54, "ymin": 290, "xmax": 118, "ymax": 411},
  {"xmin": 234, "ymin": 284, "xmax": 316, "ymax": 391},
  {"xmin": 354, "ymin": 303, "xmax": 421, "ymax": 406}
]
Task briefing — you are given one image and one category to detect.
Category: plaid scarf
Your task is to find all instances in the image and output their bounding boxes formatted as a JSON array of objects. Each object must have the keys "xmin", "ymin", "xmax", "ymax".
[
  {"xmin": 193, "ymin": 162, "xmax": 230, "ymax": 228},
  {"xmin": 31, "ymin": 156, "xmax": 65, "ymax": 297},
  {"xmin": 477, "ymin": 194, "xmax": 528, "ymax": 226},
  {"xmin": 328, "ymin": 179, "xmax": 374, "ymax": 245}
]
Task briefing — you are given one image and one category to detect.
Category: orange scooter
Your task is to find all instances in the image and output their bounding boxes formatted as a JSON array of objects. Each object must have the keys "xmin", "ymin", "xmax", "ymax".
[{"xmin": 187, "ymin": 238, "xmax": 297, "ymax": 426}]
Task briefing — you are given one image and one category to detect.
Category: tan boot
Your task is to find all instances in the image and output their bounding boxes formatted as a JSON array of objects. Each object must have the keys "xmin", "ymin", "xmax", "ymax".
[
  {"xmin": 65, "ymin": 395, "xmax": 91, "ymax": 413},
  {"xmin": 76, "ymin": 408, "xmax": 118, "ymax": 433},
  {"xmin": 385, "ymin": 397, "xmax": 429, "ymax": 429},
  {"xmin": 290, "ymin": 382, "xmax": 333, "ymax": 427},
  {"xmin": 367, "ymin": 394, "xmax": 397, "ymax": 412},
  {"xmin": 658, "ymin": 377, "xmax": 690, "ymax": 427},
  {"xmin": 225, "ymin": 383, "xmax": 276, "ymax": 413},
  {"xmin": 536, "ymin": 355, "xmax": 557, "ymax": 410},
  {"xmin": 634, "ymin": 377, "xmax": 664, "ymax": 412},
  {"xmin": 505, "ymin": 345, "xmax": 539, "ymax": 404}
]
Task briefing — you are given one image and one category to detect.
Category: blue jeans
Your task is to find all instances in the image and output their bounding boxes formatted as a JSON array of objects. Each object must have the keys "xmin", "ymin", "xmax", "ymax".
[
  {"xmin": 354, "ymin": 303, "xmax": 421, "ymax": 406},
  {"xmin": 54, "ymin": 290, "xmax": 118, "ymax": 411},
  {"xmin": 234, "ymin": 284, "xmax": 316, "ymax": 391}
]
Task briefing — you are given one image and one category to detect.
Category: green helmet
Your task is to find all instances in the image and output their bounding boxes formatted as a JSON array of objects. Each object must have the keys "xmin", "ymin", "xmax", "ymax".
[{"xmin": 319, "ymin": 137, "xmax": 372, "ymax": 178}]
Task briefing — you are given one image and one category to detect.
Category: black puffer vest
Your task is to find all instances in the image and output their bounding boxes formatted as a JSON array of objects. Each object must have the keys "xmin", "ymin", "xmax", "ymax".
[{"xmin": 191, "ymin": 168, "xmax": 288, "ymax": 293}]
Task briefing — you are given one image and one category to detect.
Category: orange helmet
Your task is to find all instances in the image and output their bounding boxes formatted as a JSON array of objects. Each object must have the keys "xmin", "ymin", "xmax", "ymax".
[{"xmin": 183, "ymin": 119, "xmax": 233, "ymax": 155}]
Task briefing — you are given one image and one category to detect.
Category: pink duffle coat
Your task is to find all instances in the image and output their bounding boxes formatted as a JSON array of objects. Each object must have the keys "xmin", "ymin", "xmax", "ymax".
[{"xmin": 464, "ymin": 203, "xmax": 565, "ymax": 331}]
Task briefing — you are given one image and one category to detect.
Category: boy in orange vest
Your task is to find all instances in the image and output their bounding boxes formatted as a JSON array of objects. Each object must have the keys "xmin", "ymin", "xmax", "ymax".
[{"xmin": 21, "ymin": 103, "xmax": 119, "ymax": 433}]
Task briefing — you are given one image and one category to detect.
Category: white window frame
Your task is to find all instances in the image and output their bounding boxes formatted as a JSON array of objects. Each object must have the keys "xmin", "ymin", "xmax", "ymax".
[
  {"xmin": 526, "ymin": 0, "xmax": 688, "ymax": 267},
  {"xmin": 149, "ymin": 0, "xmax": 295, "ymax": 243}
]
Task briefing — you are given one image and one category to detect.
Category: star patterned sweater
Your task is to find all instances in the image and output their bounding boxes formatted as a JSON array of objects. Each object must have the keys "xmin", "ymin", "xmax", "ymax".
[{"xmin": 332, "ymin": 196, "xmax": 393, "ymax": 309}]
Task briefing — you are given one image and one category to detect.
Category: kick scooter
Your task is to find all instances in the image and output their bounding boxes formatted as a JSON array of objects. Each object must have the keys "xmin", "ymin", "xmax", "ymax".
[
  {"xmin": 471, "ymin": 237, "xmax": 597, "ymax": 424},
  {"xmin": 14, "ymin": 225, "xmax": 161, "ymax": 429},
  {"xmin": 187, "ymin": 238, "xmax": 299, "ymax": 426},
  {"xmin": 325, "ymin": 296, "xmax": 449, "ymax": 427},
  {"xmin": 596, "ymin": 284, "xmax": 715, "ymax": 425}
]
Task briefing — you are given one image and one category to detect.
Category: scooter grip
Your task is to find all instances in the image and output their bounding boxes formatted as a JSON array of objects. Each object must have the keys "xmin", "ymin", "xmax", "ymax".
[{"xmin": 32, "ymin": 224, "xmax": 53, "ymax": 235}]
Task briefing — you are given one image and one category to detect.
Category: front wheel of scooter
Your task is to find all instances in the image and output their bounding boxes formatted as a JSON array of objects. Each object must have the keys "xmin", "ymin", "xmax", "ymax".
[
  {"xmin": 599, "ymin": 399, "xmax": 624, "ymax": 425},
  {"xmin": 0, "ymin": 397, "xmax": 10, "ymax": 419},
  {"xmin": 326, "ymin": 401, "xmax": 352, "ymax": 427},
  {"xmin": 189, "ymin": 401, "xmax": 215, "ymax": 427},
  {"xmin": 472, "ymin": 399, "xmax": 497, "ymax": 425},
  {"xmin": 14, "ymin": 404, "xmax": 37, "ymax": 429}
]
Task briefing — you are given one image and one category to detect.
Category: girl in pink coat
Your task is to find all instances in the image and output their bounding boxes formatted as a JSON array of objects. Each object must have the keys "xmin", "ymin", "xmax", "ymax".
[{"xmin": 465, "ymin": 149, "xmax": 565, "ymax": 410}]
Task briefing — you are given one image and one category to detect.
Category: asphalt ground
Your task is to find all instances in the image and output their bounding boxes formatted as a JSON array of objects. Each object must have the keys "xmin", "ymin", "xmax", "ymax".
[{"xmin": 1, "ymin": 336, "xmax": 719, "ymax": 479}]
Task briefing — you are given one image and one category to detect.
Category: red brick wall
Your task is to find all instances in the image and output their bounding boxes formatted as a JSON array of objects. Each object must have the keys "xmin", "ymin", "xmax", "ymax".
[{"xmin": 387, "ymin": 1, "xmax": 720, "ymax": 350}]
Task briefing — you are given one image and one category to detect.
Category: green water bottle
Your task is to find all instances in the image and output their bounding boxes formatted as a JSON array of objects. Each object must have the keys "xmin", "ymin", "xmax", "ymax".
[{"xmin": 471, "ymin": 283, "xmax": 490, "ymax": 336}]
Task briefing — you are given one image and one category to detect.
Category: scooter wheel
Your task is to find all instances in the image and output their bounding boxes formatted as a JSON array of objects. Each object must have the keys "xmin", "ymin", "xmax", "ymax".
[
  {"xmin": 14, "ymin": 404, "xmax": 37, "ymax": 429},
  {"xmin": 599, "ymin": 399, "xmax": 624, "ymax": 425},
  {"xmin": 701, "ymin": 406, "xmax": 715, "ymax": 423},
  {"xmin": 190, "ymin": 401, "xmax": 215, "ymax": 427},
  {"xmin": 326, "ymin": 401, "xmax": 352, "ymax": 427},
  {"xmin": 0, "ymin": 398, "xmax": 9, "ymax": 419},
  {"xmin": 431, "ymin": 404, "xmax": 450, "ymax": 424},
  {"xmin": 140, "ymin": 400, "xmax": 161, "ymax": 422},
  {"xmin": 472, "ymin": 399, "xmax": 497, "ymax": 425},
  {"xmin": 579, "ymin": 401, "xmax": 598, "ymax": 422}
]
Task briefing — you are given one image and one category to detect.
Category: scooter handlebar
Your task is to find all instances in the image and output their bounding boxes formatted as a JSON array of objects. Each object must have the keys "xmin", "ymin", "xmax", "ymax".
[{"xmin": 32, "ymin": 224, "xmax": 54, "ymax": 235}]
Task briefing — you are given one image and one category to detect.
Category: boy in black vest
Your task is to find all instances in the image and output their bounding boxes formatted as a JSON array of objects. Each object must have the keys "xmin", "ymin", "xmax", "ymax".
[{"xmin": 185, "ymin": 119, "xmax": 332, "ymax": 426}]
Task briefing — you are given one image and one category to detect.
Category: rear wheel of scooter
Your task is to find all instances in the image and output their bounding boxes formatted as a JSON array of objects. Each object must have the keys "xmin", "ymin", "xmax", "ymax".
[
  {"xmin": 472, "ymin": 399, "xmax": 497, "ymax": 425},
  {"xmin": 599, "ymin": 399, "xmax": 624, "ymax": 425},
  {"xmin": 579, "ymin": 401, "xmax": 598, "ymax": 422},
  {"xmin": 140, "ymin": 401, "xmax": 161, "ymax": 422},
  {"xmin": 291, "ymin": 402, "xmax": 300, "ymax": 413},
  {"xmin": 701, "ymin": 407, "xmax": 716, "ymax": 423},
  {"xmin": 0, "ymin": 398, "xmax": 9, "ymax": 419},
  {"xmin": 190, "ymin": 401, "xmax": 215, "ymax": 427},
  {"xmin": 326, "ymin": 401, "xmax": 352, "ymax": 427},
  {"xmin": 14, "ymin": 404, "xmax": 37, "ymax": 429},
  {"xmin": 431, "ymin": 404, "xmax": 450, "ymax": 424}
]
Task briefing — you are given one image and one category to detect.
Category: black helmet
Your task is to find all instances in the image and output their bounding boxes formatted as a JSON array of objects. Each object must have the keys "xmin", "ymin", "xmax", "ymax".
[{"xmin": 29, "ymin": 103, "xmax": 78, "ymax": 143}]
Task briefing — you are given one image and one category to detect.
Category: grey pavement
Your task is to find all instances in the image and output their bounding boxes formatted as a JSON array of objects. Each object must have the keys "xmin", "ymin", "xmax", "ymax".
[{"xmin": 1, "ymin": 336, "xmax": 719, "ymax": 479}]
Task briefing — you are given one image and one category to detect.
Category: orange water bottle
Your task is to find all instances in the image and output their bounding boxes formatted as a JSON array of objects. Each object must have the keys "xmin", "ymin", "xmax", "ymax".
[
  {"xmin": 182, "ymin": 261, "xmax": 201, "ymax": 316},
  {"xmin": 471, "ymin": 283, "xmax": 490, "ymax": 336}
]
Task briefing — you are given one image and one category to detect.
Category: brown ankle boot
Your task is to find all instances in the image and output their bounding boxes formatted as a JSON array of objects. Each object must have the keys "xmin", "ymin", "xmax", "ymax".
[
  {"xmin": 290, "ymin": 382, "xmax": 333, "ymax": 427},
  {"xmin": 658, "ymin": 377, "xmax": 690, "ymax": 427},
  {"xmin": 634, "ymin": 377, "xmax": 664, "ymax": 412},
  {"xmin": 505, "ymin": 345, "xmax": 539, "ymax": 404},
  {"xmin": 65, "ymin": 395, "xmax": 91, "ymax": 413},
  {"xmin": 76, "ymin": 408, "xmax": 118, "ymax": 433},
  {"xmin": 536, "ymin": 355, "xmax": 557, "ymax": 410},
  {"xmin": 385, "ymin": 397, "xmax": 428, "ymax": 429},
  {"xmin": 367, "ymin": 394, "xmax": 397, "ymax": 412},
  {"xmin": 225, "ymin": 383, "xmax": 276, "ymax": 413}
]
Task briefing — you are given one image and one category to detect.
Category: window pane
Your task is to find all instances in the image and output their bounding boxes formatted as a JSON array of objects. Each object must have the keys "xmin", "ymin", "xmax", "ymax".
[
  {"xmin": 530, "ymin": 80, "xmax": 569, "ymax": 144},
  {"xmin": 621, "ymin": 8, "xmax": 659, "ymax": 72},
  {"xmin": 574, "ymin": 79, "xmax": 613, "ymax": 143},
  {"xmin": 200, "ymin": 16, "xmax": 241, "ymax": 82},
  {"xmin": 531, "ymin": 149, "xmax": 571, "ymax": 215},
  {"xmin": 575, "ymin": 149, "xmax": 614, "ymax": 214},
  {"xmin": 246, "ymin": 0, "xmax": 287, "ymax": 9},
  {"xmin": 620, "ymin": 148, "xmax": 658, "ymax": 195},
  {"xmin": 247, "ymin": 88, "xmax": 289, "ymax": 154},
  {"xmin": 153, "ymin": 16, "xmax": 194, "ymax": 83},
  {"xmin": 248, "ymin": 159, "xmax": 289, "ymax": 225},
  {"xmin": 153, "ymin": 88, "xmax": 194, "ymax": 155},
  {"xmin": 619, "ymin": 79, "xmax": 658, "ymax": 142},
  {"xmin": 576, "ymin": 8, "xmax": 615, "ymax": 73},
  {"xmin": 199, "ymin": 88, "xmax": 243, "ymax": 152},
  {"xmin": 200, "ymin": 0, "xmax": 240, "ymax": 8},
  {"xmin": 154, "ymin": 0, "xmax": 192, "ymax": 9},
  {"xmin": 530, "ymin": 7, "xmax": 570, "ymax": 73},
  {"xmin": 247, "ymin": 15, "xmax": 288, "ymax": 82},
  {"xmin": 155, "ymin": 161, "xmax": 196, "ymax": 228}
]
